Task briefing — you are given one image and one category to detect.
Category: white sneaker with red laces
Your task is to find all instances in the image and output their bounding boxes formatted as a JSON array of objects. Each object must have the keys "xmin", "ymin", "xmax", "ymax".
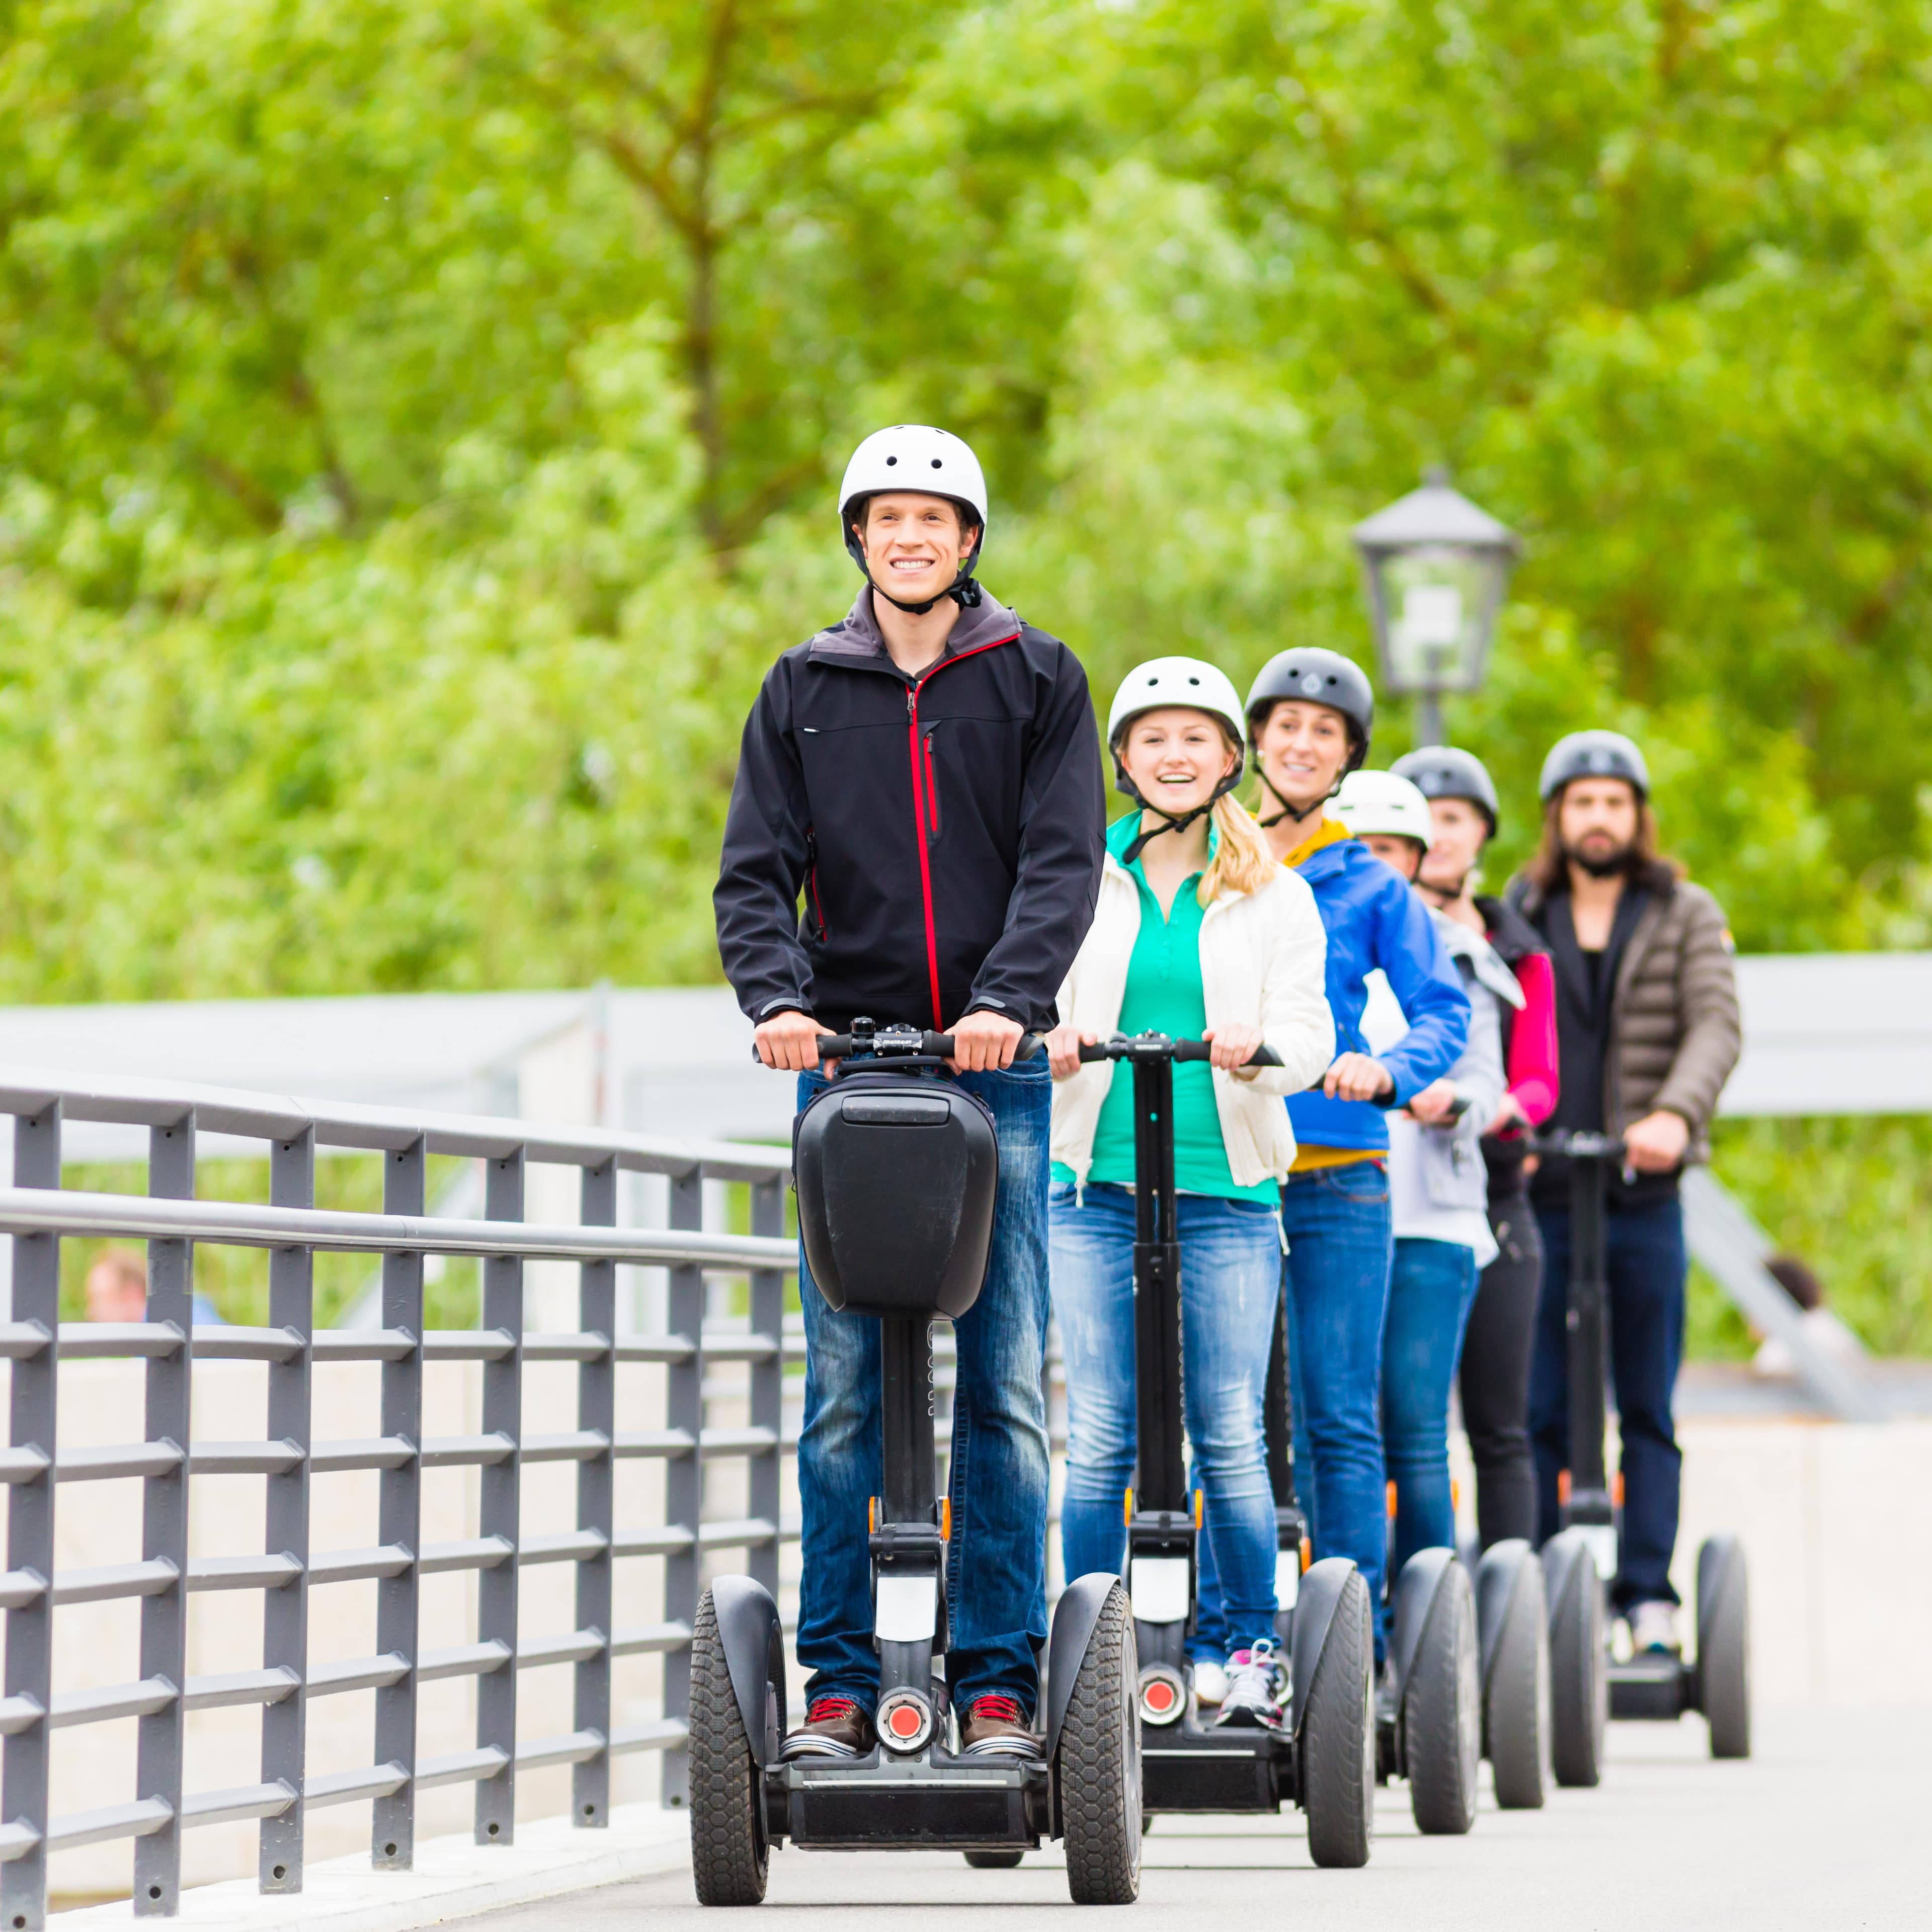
[{"xmin": 1213, "ymin": 1640, "xmax": 1286, "ymax": 1732}]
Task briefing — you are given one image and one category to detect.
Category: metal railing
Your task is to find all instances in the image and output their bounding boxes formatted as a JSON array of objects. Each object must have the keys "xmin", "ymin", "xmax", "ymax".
[{"xmin": 0, "ymin": 1067, "xmax": 797, "ymax": 1928}]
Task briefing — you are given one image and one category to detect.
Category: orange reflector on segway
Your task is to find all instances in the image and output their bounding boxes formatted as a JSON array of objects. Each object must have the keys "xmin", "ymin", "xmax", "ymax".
[
  {"xmin": 1124, "ymin": 1487, "xmax": 1134, "ymax": 1525},
  {"xmin": 1558, "ymin": 1469, "xmax": 1571, "ymax": 1506},
  {"xmin": 1613, "ymin": 1472, "xmax": 1625, "ymax": 1508},
  {"xmin": 1452, "ymin": 1479, "xmax": 1461, "ymax": 1511},
  {"xmin": 1194, "ymin": 1489, "xmax": 1204, "ymax": 1530},
  {"xmin": 941, "ymin": 1497, "xmax": 952, "ymax": 1542},
  {"xmin": 1386, "ymin": 1480, "xmax": 1398, "ymax": 1518},
  {"xmin": 868, "ymin": 1496, "xmax": 877, "ymax": 1533},
  {"xmin": 1300, "ymin": 1537, "xmax": 1312, "ymax": 1574}
]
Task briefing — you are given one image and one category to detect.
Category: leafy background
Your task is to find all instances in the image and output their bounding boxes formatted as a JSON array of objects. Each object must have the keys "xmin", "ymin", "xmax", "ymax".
[{"xmin": 5, "ymin": 0, "xmax": 1931, "ymax": 1346}]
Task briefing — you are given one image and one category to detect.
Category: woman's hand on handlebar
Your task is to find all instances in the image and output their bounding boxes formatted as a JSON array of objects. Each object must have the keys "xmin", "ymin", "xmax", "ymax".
[
  {"xmin": 1202, "ymin": 1021, "xmax": 1266, "ymax": 1078},
  {"xmin": 754, "ymin": 1009, "xmax": 838, "ymax": 1072},
  {"xmin": 1044, "ymin": 1022, "xmax": 1095, "ymax": 1082},
  {"xmin": 1323, "ymin": 1052, "xmax": 1395, "ymax": 1103},
  {"xmin": 949, "ymin": 1009, "xmax": 1024, "ymax": 1074},
  {"xmin": 1405, "ymin": 1077, "xmax": 1458, "ymax": 1125}
]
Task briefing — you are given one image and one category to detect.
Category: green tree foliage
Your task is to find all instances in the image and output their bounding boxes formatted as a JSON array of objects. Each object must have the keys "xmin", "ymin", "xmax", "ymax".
[{"xmin": 5, "ymin": 0, "xmax": 1932, "ymax": 980}]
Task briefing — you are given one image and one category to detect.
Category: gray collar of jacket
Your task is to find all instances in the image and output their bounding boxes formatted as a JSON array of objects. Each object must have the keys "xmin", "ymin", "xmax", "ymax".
[{"xmin": 805, "ymin": 586, "xmax": 1022, "ymax": 668}]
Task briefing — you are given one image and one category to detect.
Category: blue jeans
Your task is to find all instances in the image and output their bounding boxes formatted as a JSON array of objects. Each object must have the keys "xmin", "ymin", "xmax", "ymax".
[
  {"xmin": 794, "ymin": 1057, "xmax": 1053, "ymax": 1714},
  {"xmin": 1050, "ymin": 1183, "xmax": 1283, "ymax": 1661},
  {"xmin": 1382, "ymin": 1237, "xmax": 1479, "ymax": 1577},
  {"xmin": 1530, "ymin": 1198, "xmax": 1686, "ymax": 1611}
]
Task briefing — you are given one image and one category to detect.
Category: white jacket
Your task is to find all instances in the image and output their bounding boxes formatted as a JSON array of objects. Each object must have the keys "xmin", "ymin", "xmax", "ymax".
[{"xmin": 1051, "ymin": 852, "xmax": 1335, "ymax": 1188}]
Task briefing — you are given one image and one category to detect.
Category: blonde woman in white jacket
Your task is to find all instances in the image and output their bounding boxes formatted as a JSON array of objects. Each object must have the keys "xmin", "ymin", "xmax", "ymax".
[{"xmin": 1045, "ymin": 660, "xmax": 1333, "ymax": 1730}]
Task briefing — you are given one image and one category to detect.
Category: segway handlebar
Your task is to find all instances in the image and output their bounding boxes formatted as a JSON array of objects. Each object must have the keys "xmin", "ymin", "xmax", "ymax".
[
  {"xmin": 1525, "ymin": 1129, "xmax": 1624, "ymax": 1161},
  {"xmin": 1075, "ymin": 1033, "xmax": 1283, "ymax": 1068},
  {"xmin": 752, "ymin": 1018, "xmax": 1043, "ymax": 1065}
]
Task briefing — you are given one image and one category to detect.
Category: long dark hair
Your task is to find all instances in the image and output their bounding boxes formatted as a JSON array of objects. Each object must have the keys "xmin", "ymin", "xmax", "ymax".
[{"xmin": 1525, "ymin": 792, "xmax": 1684, "ymax": 896}]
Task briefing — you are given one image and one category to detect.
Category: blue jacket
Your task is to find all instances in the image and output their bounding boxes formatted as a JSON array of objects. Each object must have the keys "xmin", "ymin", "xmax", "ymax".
[{"xmin": 1286, "ymin": 834, "xmax": 1471, "ymax": 1154}]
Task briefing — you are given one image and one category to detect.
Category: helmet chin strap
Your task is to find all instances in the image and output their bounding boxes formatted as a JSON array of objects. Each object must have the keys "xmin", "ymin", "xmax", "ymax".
[
  {"xmin": 1254, "ymin": 768, "xmax": 1332, "ymax": 831},
  {"xmin": 869, "ymin": 571, "xmax": 982, "ymax": 616},
  {"xmin": 1120, "ymin": 801, "xmax": 1213, "ymax": 866}
]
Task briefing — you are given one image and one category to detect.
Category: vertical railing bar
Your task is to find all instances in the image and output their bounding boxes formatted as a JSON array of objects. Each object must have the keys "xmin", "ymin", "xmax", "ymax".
[
  {"xmin": 748, "ymin": 1179, "xmax": 784, "ymax": 1600},
  {"xmin": 573, "ymin": 1161, "xmax": 616, "ymax": 1829},
  {"xmin": 260, "ymin": 1127, "xmax": 314, "ymax": 1893},
  {"xmin": 474, "ymin": 1150, "xmax": 524, "ymax": 1847},
  {"xmin": 134, "ymin": 1115, "xmax": 195, "ymax": 1917},
  {"xmin": 2, "ymin": 1103, "xmax": 60, "ymax": 1932},
  {"xmin": 372, "ymin": 1139, "xmax": 425, "ymax": 1870},
  {"xmin": 661, "ymin": 1169, "xmax": 703, "ymax": 1809}
]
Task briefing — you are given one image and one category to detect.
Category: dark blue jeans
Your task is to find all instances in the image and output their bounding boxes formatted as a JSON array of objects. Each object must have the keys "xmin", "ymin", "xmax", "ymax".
[
  {"xmin": 1200, "ymin": 1160, "xmax": 1395, "ymax": 1659},
  {"xmin": 1530, "ymin": 1198, "xmax": 1686, "ymax": 1611},
  {"xmin": 1382, "ymin": 1237, "xmax": 1479, "ymax": 1577},
  {"xmin": 1050, "ymin": 1183, "xmax": 1283, "ymax": 1661},
  {"xmin": 794, "ymin": 1057, "xmax": 1053, "ymax": 1714}
]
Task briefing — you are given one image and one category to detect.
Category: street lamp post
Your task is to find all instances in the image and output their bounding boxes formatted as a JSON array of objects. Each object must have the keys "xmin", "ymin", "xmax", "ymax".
[{"xmin": 1352, "ymin": 468, "xmax": 1520, "ymax": 751}]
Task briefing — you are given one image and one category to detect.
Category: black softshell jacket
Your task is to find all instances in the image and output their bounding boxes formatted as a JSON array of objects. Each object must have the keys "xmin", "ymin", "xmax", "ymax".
[{"xmin": 714, "ymin": 587, "xmax": 1105, "ymax": 1036}]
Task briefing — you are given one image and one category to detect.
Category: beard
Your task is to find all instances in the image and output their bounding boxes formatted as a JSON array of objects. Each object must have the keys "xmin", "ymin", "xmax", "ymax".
[{"xmin": 1563, "ymin": 834, "xmax": 1637, "ymax": 879}]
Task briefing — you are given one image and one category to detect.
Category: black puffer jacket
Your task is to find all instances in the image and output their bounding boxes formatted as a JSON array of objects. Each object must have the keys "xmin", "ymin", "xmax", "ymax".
[{"xmin": 714, "ymin": 587, "xmax": 1105, "ymax": 1035}]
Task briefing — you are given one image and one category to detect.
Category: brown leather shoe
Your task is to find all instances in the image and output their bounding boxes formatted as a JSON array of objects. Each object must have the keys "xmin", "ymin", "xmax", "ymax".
[
  {"xmin": 781, "ymin": 1696, "xmax": 873, "ymax": 1760},
  {"xmin": 959, "ymin": 1694, "xmax": 1040, "ymax": 1758}
]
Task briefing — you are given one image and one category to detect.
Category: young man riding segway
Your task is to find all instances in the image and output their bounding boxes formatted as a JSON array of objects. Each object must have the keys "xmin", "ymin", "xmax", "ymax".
[{"xmin": 709, "ymin": 427, "xmax": 1142, "ymax": 1902}]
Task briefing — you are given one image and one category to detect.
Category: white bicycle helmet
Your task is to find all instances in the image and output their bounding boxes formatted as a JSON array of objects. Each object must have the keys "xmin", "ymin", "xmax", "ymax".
[
  {"xmin": 1333, "ymin": 769, "xmax": 1435, "ymax": 849},
  {"xmin": 838, "ymin": 426, "xmax": 989, "ymax": 612},
  {"xmin": 1107, "ymin": 658, "xmax": 1248, "ymax": 860}
]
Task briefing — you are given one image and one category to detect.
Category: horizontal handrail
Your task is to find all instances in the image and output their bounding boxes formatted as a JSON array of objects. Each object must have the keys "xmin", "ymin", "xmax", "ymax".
[
  {"xmin": 0, "ymin": 1063, "xmax": 792, "ymax": 1181},
  {"xmin": 0, "ymin": 1185, "xmax": 792, "ymax": 1270}
]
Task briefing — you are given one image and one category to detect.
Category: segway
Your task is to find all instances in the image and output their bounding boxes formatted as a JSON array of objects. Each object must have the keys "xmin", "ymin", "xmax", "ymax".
[
  {"xmin": 691, "ymin": 1021, "xmax": 1142, "ymax": 1907},
  {"xmin": 1078, "ymin": 1033, "xmax": 1376, "ymax": 1869},
  {"xmin": 1531, "ymin": 1131, "xmax": 1751, "ymax": 1780}
]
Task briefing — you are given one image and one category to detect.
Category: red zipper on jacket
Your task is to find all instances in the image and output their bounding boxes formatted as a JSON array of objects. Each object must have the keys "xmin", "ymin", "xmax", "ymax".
[{"xmin": 905, "ymin": 634, "xmax": 1018, "ymax": 1028}]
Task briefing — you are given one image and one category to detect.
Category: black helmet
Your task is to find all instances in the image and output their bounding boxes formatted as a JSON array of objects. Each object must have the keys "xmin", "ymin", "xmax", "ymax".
[
  {"xmin": 1244, "ymin": 649, "xmax": 1374, "ymax": 771},
  {"xmin": 1538, "ymin": 730, "xmax": 1649, "ymax": 803},
  {"xmin": 1392, "ymin": 746, "xmax": 1499, "ymax": 836}
]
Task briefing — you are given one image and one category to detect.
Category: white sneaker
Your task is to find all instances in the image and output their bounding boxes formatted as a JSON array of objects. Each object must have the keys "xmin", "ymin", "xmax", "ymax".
[
  {"xmin": 1629, "ymin": 1600, "xmax": 1681, "ymax": 1655},
  {"xmin": 1190, "ymin": 1659, "xmax": 1229, "ymax": 1708},
  {"xmin": 1213, "ymin": 1641, "xmax": 1286, "ymax": 1731}
]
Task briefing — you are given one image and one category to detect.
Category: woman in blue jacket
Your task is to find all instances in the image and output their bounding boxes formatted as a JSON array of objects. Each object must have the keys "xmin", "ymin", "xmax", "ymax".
[{"xmin": 1198, "ymin": 650, "xmax": 1469, "ymax": 1682}]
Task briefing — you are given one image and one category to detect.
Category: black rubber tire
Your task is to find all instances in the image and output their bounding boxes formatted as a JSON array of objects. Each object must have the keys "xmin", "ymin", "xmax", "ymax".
[
  {"xmin": 964, "ymin": 1850, "xmax": 1025, "ymax": 1869},
  {"xmin": 1059, "ymin": 1580, "xmax": 1142, "ymax": 1905},
  {"xmin": 1549, "ymin": 1550, "xmax": 1606, "ymax": 1789},
  {"xmin": 688, "ymin": 1589, "xmax": 769, "ymax": 1906},
  {"xmin": 1405, "ymin": 1561, "xmax": 1480, "ymax": 1835},
  {"xmin": 1484, "ymin": 1560, "xmax": 1551, "ymax": 1811},
  {"xmin": 1301, "ymin": 1570, "xmax": 1375, "ymax": 1869},
  {"xmin": 1699, "ymin": 1539, "xmax": 1751, "ymax": 1760}
]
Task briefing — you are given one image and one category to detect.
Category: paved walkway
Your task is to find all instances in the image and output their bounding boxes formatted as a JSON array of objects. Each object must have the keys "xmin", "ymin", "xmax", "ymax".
[{"xmin": 461, "ymin": 1708, "xmax": 1917, "ymax": 1931}]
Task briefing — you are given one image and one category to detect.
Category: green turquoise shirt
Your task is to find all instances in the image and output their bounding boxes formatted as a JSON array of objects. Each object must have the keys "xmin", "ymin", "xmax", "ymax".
[{"xmin": 1052, "ymin": 816, "xmax": 1276, "ymax": 1202}]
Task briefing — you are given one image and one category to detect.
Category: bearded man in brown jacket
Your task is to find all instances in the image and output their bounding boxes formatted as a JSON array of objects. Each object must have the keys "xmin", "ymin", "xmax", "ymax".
[{"xmin": 1507, "ymin": 731, "xmax": 1741, "ymax": 1659}]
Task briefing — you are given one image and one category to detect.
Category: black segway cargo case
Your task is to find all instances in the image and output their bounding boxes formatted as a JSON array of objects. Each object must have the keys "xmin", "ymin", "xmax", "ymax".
[{"xmin": 691, "ymin": 1021, "xmax": 1143, "ymax": 1906}]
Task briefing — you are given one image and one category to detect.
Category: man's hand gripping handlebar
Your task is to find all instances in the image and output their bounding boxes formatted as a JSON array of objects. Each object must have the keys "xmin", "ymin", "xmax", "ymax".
[{"xmin": 752, "ymin": 1011, "xmax": 1041, "ymax": 1075}]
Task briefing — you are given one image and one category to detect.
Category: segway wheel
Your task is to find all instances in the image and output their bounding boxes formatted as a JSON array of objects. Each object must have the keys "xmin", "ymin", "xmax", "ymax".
[
  {"xmin": 1485, "ymin": 1558, "xmax": 1551, "ymax": 1810},
  {"xmin": 964, "ymin": 1851, "xmax": 1024, "ymax": 1868},
  {"xmin": 1697, "ymin": 1536, "xmax": 1751, "ymax": 1760},
  {"xmin": 1405, "ymin": 1560, "xmax": 1480, "ymax": 1835},
  {"xmin": 688, "ymin": 1589, "xmax": 769, "ymax": 1906},
  {"xmin": 1059, "ymin": 1579, "xmax": 1142, "ymax": 1905},
  {"xmin": 1548, "ymin": 1542, "xmax": 1606, "ymax": 1789},
  {"xmin": 1301, "ymin": 1568, "xmax": 1375, "ymax": 1869}
]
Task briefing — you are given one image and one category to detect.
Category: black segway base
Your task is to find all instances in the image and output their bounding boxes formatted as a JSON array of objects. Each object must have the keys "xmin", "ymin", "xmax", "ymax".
[
  {"xmin": 768, "ymin": 1751, "xmax": 1051, "ymax": 1850},
  {"xmin": 1141, "ymin": 1721, "xmax": 1291, "ymax": 1814},
  {"xmin": 1608, "ymin": 1655, "xmax": 1695, "ymax": 1722}
]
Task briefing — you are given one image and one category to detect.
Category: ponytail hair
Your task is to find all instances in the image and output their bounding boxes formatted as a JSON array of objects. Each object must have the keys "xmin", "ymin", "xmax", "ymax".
[{"xmin": 1198, "ymin": 793, "xmax": 1279, "ymax": 904}]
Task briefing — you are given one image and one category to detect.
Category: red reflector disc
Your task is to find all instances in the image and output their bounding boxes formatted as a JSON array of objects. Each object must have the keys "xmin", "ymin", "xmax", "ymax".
[
  {"xmin": 887, "ymin": 1704, "xmax": 922, "ymax": 1738},
  {"xmin": 1144, "ymin": 1681, "xmax": 1175, "ymax": 1713}
]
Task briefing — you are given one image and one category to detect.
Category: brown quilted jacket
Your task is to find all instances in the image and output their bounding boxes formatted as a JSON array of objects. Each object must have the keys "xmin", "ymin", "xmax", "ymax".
[{"xmin": 1510, "ymin": 867, "xmax": 1742, "ymax": 1162}]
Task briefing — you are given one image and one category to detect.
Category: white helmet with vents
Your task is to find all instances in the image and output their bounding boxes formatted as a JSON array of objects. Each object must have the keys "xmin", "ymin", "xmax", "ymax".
[
  {"xmin": 1333, "ymin": 769, "xmax": 1435, "ymax": 848},
  {"xmin": 838, "ymin": 425, "xmax": 989, "ymax": 610},
  {"xmin": 1106, "ymin": 657, "xmax": 1247, "ymax": 754}
]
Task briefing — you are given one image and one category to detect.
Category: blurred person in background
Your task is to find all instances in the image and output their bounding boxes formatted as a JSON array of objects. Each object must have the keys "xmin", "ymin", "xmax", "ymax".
[
  {"xmin": 1751, "ymin": 1253, "xmax": 1867, "ymax": 1379},
  {"xmin": 1507, "ymin": 732, "xmax": 1740, "ymax": 1656},
  {"xmin": 1333, "ymin": 769, "xmax": 1510, "ymax": 1579},
  {"xmin": 85, "ymin": 1247, "xmax": 224, "ymax": 1327},
  {"xmin": 1394, "ymin": 746, "xmax": 1560, "ymax": 1552}
]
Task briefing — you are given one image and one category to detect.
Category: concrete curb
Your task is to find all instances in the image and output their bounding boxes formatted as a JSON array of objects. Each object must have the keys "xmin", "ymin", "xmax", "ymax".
[{"xmin": 58, "ymin": 1805, "xmax": 692, "ymax": 1928}]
